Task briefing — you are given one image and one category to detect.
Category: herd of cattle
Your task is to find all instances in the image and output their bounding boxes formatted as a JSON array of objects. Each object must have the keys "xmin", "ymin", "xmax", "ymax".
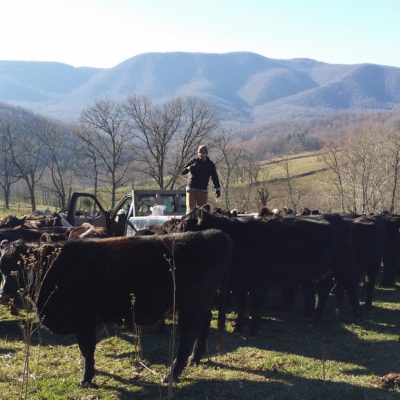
[{"xmin": 0, "ymin": 207, "xmax": 399, "ymax": 387}]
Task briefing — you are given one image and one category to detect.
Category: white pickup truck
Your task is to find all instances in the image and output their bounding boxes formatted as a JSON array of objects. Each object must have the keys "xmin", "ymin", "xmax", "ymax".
[{"xmin": 66, "ymin": 190, "xmax": 186, "ymax": 236}]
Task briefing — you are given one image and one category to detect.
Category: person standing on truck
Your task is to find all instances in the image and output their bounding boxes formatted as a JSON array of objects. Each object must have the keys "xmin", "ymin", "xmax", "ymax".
[{"xmin": 182, "ymin": 145, "xmax": 221, "ymax": 211}]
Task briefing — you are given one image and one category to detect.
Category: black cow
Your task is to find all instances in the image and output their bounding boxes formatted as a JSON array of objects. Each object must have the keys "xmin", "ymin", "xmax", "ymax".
[
  {"xmin": 179, "ymin": 208, "xmax": 346, "ymax": 334},
  {"xmin": 33, "ymin": 230, "xmax": 231, "ymax": 386},
  {"xmin": 0, "ymin": 226, "xmax": 43, "ymax": 242},
  {"xmin": 0, "ymin": 240, "xmax": 56, "ymax": 310},
  {"xmin": 374, "ymin": 213, "xmax": 400, "ymax": 287},
  {"xmin": 0, "ymin": 240, "xmax": 29, "ymax": 307},
  {"xmin": 348, "ymin": 215, "xmax": 386, "ymax": 312},
  {"xmin": 298, "ymin": 213, "xmax": 361, "ymax": 319}
]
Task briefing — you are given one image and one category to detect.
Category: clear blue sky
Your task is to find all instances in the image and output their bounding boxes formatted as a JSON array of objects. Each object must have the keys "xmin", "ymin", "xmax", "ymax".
[{"xmin": 2, "ymin": 0, "xmax": 399, "ymax": 68}]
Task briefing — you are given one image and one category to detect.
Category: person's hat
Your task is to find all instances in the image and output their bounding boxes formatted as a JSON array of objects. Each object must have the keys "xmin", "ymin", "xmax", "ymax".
[{"xmin": 198, "ymin": 145, "xmax": 208, "ymax": 153}]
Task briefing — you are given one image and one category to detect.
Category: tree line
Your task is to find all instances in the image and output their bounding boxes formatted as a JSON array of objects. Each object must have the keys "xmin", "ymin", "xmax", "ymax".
[
  {"xmin": 1, "ymin": 96, "xmax": 400, "ymax": 214},
  {"xmin": 0, "ymin": 96, "xmax": 254, "ymax": 211},
  {"xmin": 321, "ymin": 121, "xmax": 400, "ymax": 214}
]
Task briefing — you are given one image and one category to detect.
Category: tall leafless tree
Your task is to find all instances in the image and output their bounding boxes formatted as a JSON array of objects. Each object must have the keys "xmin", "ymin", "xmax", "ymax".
[
  {"xmin": 73, "ymin": 125, "xmax": 101, "ymax": 199},
  {"xmin": 342, "ymin": 127, "xmax": 387, "ymax": 213},
  {"xmin": 0, "ymin": 118, "xmax": 20, "ymax": 208},
  {"xmin": 39, "ymin": 121, "xmax": 73, "ymax": 210},
  {"xmin": 277, "ymin": 137, "xmax": 301, "ymax": 212},
  {"xmin": 125, "ymin": 96, "xmax": 217, "ymax": 189},
  {"xmin": 5, "ymin": 119, "xmax": 47, "ymax": 211},
  {"xmin": 214, "ymin": 132, "xmax": 244, "ymax": 210},
  {"xmin": 322, "ymin": 124, "xmax": 391, "ymax": 213},
  {"xmin": 321, "ymin": 142, "xmax": 346, "ymax": 212},
  {"xmin": 78, "ymin": 98, "xmax": 132, "ymax": 207},
  {"xmin": 386, "ymin": 130, "xmax": 400, "ymax": 213}
]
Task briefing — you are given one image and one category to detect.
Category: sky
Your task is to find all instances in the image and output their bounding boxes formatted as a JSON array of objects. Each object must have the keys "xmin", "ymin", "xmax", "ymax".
[{"xmin": 1, "ymin": 0, "xmax": 400, "ymax": 68}]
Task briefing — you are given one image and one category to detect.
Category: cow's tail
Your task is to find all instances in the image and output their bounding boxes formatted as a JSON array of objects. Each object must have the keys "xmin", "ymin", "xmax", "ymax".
[{"xmin": 217, "ymin": 243, "xmax": 232, "ymax": 353}]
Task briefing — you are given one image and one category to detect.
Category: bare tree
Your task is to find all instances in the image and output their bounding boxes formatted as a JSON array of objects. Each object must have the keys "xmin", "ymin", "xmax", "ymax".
[
  {"xmin": 320, "ymin": 142, "xmax": 346, "ymax": 212},
  {"xmin": 79, "ymin": 98, "xmax": 132, "ymax": 207},
  {"xmin": 0, "ymin": 118, "xmax": 20, "ymax": 208},
  {"xmin": 341, "ymin": 127, "xmax": 387, "ymax": 213},
  {"xmin": 125, "ymin": 96, "xmax": 217, "ymax": 189},
  {"xmin": 241, "ymin": 152, "xmax": 261, "ymax": 184},
  {"xmin": 256, "ymin": 172, "xmax": 275, "ymax": 208},
  {"xmin": 214, "ymin": 132, "xmax": 243, "ymax": 210},
  {"xmin": 385, "ymin": 130, "xmax": 400, "ymax": 212},
  {"xmin": 5, "ymin": 119, "xmax": 47, "ymax": 211},
  {"xmin": 39, "ymin": 121, "xmax": 73, "ymax": 210},
  {"xmin": 74, "ymin": 125, "xmax": 102, "ymax": 199},
  {"xmin": 322, "ymin": 123, "xmax": 391, "ymax": 213},
  {"xmin": 276, "ymin": 139, "xmax": 300, "ymax": 212}
]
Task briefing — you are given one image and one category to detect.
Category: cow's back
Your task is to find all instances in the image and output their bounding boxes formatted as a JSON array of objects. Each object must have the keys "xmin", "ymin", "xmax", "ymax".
[{"xmin": 37, "ymin": 229, "xmax": 231, "ymax": 334}]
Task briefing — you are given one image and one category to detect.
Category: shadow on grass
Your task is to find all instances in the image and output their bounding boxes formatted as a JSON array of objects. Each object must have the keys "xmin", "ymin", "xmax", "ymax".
[
  {"xmin": 93, "ymin": 366, "xmax": 399, "ymax": 400},
  {"xmin": 1, "ymin": 282, "xmax": 399, "ymax": 400},
  {"xmin": 85, "ymin": 283, "xmax": 400, "ymax": 383}
]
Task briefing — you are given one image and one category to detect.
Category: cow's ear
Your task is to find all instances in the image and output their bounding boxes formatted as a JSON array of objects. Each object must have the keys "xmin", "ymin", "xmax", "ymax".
[{"xmin": 196, "ymin": 207, "xmax": 203, "ymax": 224}]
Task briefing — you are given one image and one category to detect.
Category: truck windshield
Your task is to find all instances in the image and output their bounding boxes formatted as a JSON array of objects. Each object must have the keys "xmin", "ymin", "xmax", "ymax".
[{"xmin": 136, "ymin": 193, "xmax": 185, "ymax": 216}]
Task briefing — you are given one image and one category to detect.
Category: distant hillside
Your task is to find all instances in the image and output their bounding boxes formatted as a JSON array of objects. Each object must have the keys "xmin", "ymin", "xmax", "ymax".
[
  {"xmin": 0, "ymin": 101, "xmax": 76, "ymax": 158},
  {"xmin": 1, "ymin": 52, "xmax": 400, "ymax": 122}
]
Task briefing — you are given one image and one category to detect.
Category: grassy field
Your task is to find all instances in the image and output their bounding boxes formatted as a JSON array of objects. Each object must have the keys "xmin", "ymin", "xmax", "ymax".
[
  {"xmin": 0, "ymin": 151, "xmax": 330, "ymax": 216},
  {"xmin": 1, "ymin": 282, "xmax": 399, "ymax": 400},
  {"xmin": 259, "ymin": 152, "xmax": 326, "ymax": 181}
]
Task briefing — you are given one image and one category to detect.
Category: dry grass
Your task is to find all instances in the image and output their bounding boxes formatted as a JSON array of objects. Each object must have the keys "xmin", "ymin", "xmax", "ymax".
[{"xmin": 1, "ymin": 281, "xmax": 400, "ymax": 399}]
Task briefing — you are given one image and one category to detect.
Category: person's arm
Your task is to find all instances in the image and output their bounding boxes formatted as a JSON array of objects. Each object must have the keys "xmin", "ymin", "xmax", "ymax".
[
  {"xmin": 182, "ymin": 159, "xmax": 196, "ymax": 176},
  {"xmin": 210, "ymin": 161, "xmax": 221, "ymax": 197}
]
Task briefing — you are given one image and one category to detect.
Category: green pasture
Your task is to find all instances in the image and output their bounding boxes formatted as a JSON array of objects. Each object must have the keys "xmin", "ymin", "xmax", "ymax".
[
  {"xmin": 0, "ymin": 151, "xmax": 330, "ymax": 215},
  {"xmin": 259, "ymin": 152, "xmax": 327, "ymax": 183},
  {"xmin": 1, "ymin": 283, "xmax": 399, "ymax": 399}
]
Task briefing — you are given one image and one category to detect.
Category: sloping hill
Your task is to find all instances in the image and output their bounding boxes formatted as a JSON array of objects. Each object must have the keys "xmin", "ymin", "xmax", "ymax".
[
  {"xmin": 1, "ymin": 52, "xmax": 400, "ymax": 122},
  {"xmin": 0, "ymin": 61, "xmax": 100, "ymax": 101}
]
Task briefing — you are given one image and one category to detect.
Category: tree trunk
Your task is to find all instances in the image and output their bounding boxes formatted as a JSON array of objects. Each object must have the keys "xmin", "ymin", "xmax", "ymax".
[
  {"xmin": 390, "ymin": 153, "xmax": 399, "ymax": 213},
  {"xmin": 29, "ymin": 187, "xmax": 36, "ymax": 211},
  {"xmin": 3, "ymin": 184, "xmax": 10, "ymax": 209}
]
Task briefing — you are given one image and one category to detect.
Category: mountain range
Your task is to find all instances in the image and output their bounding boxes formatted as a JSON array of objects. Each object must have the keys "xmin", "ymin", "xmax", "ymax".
[{"xmin": 1, "ymin": 52, "xmax": 400, "ymax": 123}]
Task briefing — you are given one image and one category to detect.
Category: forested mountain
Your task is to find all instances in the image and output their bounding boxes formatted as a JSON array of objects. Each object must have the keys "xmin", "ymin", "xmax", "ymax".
[{"xmin": 1, "ymin": 52, "xmax": 400, "ymax": 122}]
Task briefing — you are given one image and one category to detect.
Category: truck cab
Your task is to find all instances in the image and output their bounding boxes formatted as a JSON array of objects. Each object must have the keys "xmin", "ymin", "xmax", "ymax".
[{"xmin": 66, "ymin": 190, "xmax": 186, "ymax": 236}]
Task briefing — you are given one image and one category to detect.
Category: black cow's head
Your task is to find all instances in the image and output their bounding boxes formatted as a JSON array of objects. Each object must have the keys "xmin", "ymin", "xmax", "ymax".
[
  {"xmin": 0, "ymin": 241, "xmax": 29, "ymax": 304},
  {"xmin": 178, "ymin": 206, "xmax": 222, "ymax": 232},
  {"xmin": 0, "ymin": 241, "xmax": 61, "ymax": 317},
  {"xmin": 178, "ymin": 207, "xmax": 202, "ymax": 232}
]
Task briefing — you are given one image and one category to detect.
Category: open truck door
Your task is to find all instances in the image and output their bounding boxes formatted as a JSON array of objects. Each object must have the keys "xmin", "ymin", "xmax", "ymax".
[
  {"xmin": 66, "ymin": 193, "xmax": 110, "ymax": 229},
  {"xmin": 67, "ymin": 190, "xmax": 186, "ymax": 236},
  {"xmin": 67, "ymin": 192, "xmax": 134, "ymax": 236}
]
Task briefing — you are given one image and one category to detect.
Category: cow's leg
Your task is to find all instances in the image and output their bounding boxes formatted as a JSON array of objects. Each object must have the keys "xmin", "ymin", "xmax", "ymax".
[
  {"xmin": 248, "ymin": 289, "xmax": 264, "ymax": 336},
  {"xmin": 381, "ymin": 254, "xmax": 396, "ymax": 287},
  {"xmin": 76, "ymin": 324, "xmax": 97, "ymax": 387},
  {"xmin": 334, "ymin": 280, "xmax": 345, "ymax": 316},
  {"xmin": 163, "ymin": 311, "xmax": 201, "ymax": 383},
  {"xmin": 313, "ymin": 278, "xmax": 334, "ymax": 323},
  {"xmin": 302, "ymin": 282, "xmax": 315, "ymax": 317},
  {"xmin": 188, "ymin": 310, "xmax": 212, "ymax": 365},
  {"xmin": 233, "ymin": 290, "xmax": 248, "ymax": 333},
  {"xmin": 365, "ymin": 264, "xmax": 379, "ymax": 313},
  {"xmin": 341, "ymin": 274, "xmax": 361, "ymax": 321}
]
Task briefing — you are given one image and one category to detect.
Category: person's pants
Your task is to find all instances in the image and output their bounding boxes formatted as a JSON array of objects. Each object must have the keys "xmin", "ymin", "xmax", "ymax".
[{"xmin": 186, "ymin": 191, "xmax": 208, "ymax": 212}]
